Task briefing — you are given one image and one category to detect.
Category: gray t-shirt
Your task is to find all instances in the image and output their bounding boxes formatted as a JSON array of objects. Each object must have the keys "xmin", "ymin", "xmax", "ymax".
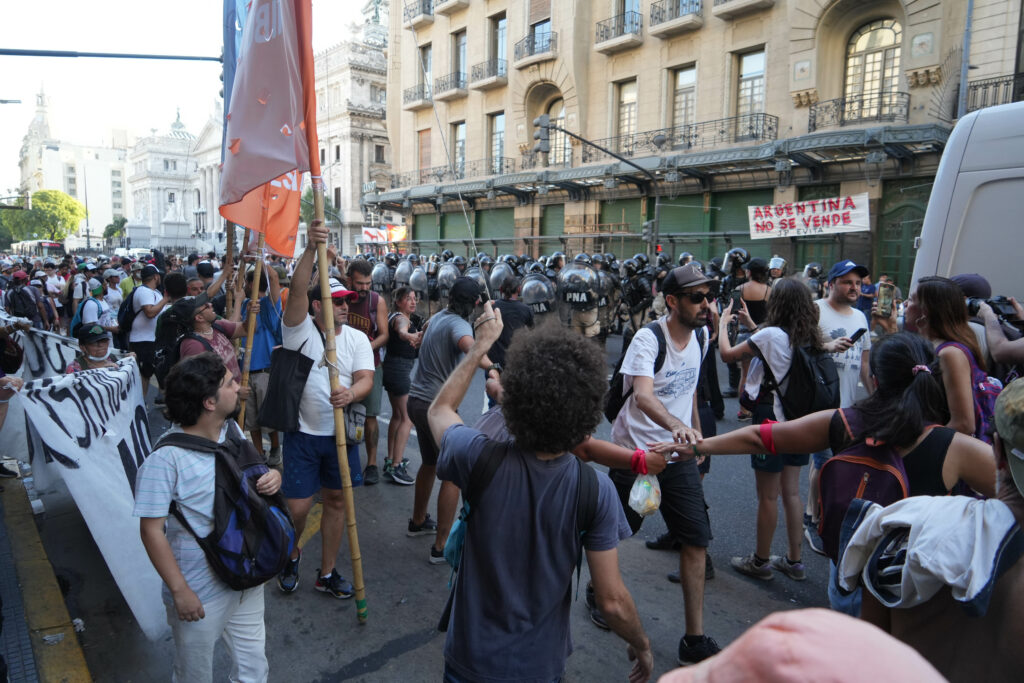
[
  {"xmin": 408, "ymin": 309, "xmax": 472, "ymax": 402},
  {"xmin": 438, "ymin": 424, "xmax": 631, "ymax": 682}
]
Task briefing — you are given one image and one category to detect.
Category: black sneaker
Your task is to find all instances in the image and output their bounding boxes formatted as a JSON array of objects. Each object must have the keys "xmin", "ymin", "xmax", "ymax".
[
  {"xmin": 278, "ymin": 551, "xmax": 300, "ymax": 593},
  {"xmin": 408, "ymin": 514, "xmax": 438, "ymax": 537},
  {"xmin": 645, "ymin": 531, "xmax": 682, "ymax": 551},
  {"xmin": 363, "ymin": 464, "xmax": 379, "ymax": 486},
  {"xmin": 590, "ymin": 606, "xmax": 610, "ymax": 630},
  {"xmin": 314, "ymin": 569, "xmax": 354, "ymax": 599},
  {"xmin": 0, "ymin": 463, "xmax": 18, "ymax": 478},
  {"xmin": 677, "ymin": 634, "xmax": 722, "ymax": 665},
  {"xmin": 390, "ymin": 461, "xmax": 415, "ymax": 485},
  {"xmin": 429, "ymin": 545, "xmax": 446, "ymax": 565},
  {"xmin": 804, "ymin": 513, "xmax": 826, "ymax": 556}
]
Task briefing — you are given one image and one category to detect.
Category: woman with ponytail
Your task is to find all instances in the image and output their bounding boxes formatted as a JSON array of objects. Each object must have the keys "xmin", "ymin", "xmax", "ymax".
[{"xmin": 652, "ymin": 333, "xmax": 995, "ymax": 499}]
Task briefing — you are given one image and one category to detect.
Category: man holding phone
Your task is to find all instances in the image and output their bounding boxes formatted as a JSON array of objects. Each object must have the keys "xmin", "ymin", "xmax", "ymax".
[{"xmin": 804, "ymin": 260, "xmax": 873, "ymax": 556}]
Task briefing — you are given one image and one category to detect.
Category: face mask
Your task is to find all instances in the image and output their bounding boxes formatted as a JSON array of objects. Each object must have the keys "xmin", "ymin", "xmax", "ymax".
[{"xmin": 87, "ymin": 347, "xmax": 112, "ymax": 362}]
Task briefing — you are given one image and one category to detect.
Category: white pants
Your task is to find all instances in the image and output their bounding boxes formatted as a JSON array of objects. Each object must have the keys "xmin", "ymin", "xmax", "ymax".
[{"xmin": 166, "ymin": 585, "xmax": 268, "ymax": 683}]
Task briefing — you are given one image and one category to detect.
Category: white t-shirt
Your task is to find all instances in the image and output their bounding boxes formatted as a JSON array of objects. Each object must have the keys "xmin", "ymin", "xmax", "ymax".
[
  {"xmin": 610, "ymin": 316, "xmax": 705, "ymax": 453},
  {"xmin": 105, "ymin": 285, "xmax": 123, "ymax": 312},
  {"xmin": 44, "ymin": 274, "xmax": 64, "ymax": 309},
  {"xmin": 815, "ymin": 299, "xmax": 871, "ymax": 407},
  {"xmin": 71, "ymin": 274, "xmax": 90, "ymax": 301},
  {"xmin": 80, "ymin": 297, "xmax": 115, "ymax": 328},
  {"xmin": 129, "ymin": 285, "xmax": 162, "ymax": 342},
  {"xmin": 282, "ymin": 315, "xmax": 374, "ymax": 436},
  {"xmin": 744, "ymin": 326, "xmax": 793, "ymax": 422}
]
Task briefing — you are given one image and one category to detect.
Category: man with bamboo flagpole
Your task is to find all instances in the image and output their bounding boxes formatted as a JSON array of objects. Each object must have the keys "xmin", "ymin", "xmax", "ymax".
[{"xmin": 218, "ymin": 0, "xmax": 370, "ymax": 618}]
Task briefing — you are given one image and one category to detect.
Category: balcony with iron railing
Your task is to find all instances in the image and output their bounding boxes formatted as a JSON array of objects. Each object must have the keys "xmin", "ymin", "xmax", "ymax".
[
  {"xmin": 650, "ymin": 0, "xmax": 703, "ymax": 37},
  {"xmin": 433, "ymin": 72, "xmax": 467, "ymax": 101},
  {"xmin": 594, "ymin": 11, "xmax": 643, "ymax": 54},
  {"xmin": 434, "ymin": 0, "xmax": 468, "ymax": 16},
  {"xmin": 514, "ymin": 31, "xmax": 558, "ymax": 69},
  {"xmin": 711, "ymin": 0, "xmax": 774, "ymax": 20},
  {"xmin": 390, "ymin": 157, "xmax": 518, "ymax": 188},
  {"xmin": 966, "ymin": 73, "xmax": 1024, "ymax": 113},
  {"xmin": 470, "ymin": 58, "xmax": 508, "ymax": 90},
  {"xmin": 808, "ymin": 91, "xmax": 910, "ymax": 132},
  {"xmin": 402, "ymin": 83, "xmax": 432, "ymax": 111},
  {"xmin": 402, "ymin": 0, "xmax": 434, "ymax": 30}
]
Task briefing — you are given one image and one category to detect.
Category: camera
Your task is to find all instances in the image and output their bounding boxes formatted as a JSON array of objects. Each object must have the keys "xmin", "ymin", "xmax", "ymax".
[{"xmin": 967, "ymin": 295, "xmax": 1019, "ymax": 320}]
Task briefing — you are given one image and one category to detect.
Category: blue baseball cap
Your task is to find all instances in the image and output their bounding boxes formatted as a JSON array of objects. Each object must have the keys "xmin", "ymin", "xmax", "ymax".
[{"xmin": 827, "ymin": 259, "xmax": 869, "ymax": 282}]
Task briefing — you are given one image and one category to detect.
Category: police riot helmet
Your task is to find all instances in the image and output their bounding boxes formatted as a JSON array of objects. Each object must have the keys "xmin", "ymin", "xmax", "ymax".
[
  {"xmin": 384, "ymin": 252, "xmax": 398, "ymax": 267},
  {"xmin": 407, "ymin": 253, "xmax": 420, "ymax": 266},
  {"xmin": 768, "ymin": 256, "xmax": 787, "ymax": 275},
  {"xmin": 520, "ymin": 273, "xmax": 557, "ymax": 314},
  {"xmin": 527, "ymin": 261, "xmax": 545, "ymax": 274},
  {"xmin": 656, "ymin": 254, "xmax": 670, "ymax": 268},
  {"xmin": 479, "ymin": 254, "xmax": 494, "ymax": 269},
  {"xmin": 632, "ymin": 252, "xmax": 648, "ymax": 266},
  {"xmin": 370, "ymin": 261, "xmax": 392, "ymax": 294},
  {"xmin": 441, "ymin": 249, "xmax": 455, "ymax": 261},
  {"xmin": 724, "ymin": 247, "xmax": 750, "ymax": 271},
  {"xmin": 573, "ymin": 252, "xmax": 592, "ymax": 265},
  {"xmin": 678, "ymin": 252, "xmax": 694, "ymax": 266},
  {"xmin": 428, "ymin": 252, "xmax": 440, "ymax": 263},
  {"xmin": 708, "ymin": 257, "xmax": 725, "ymax": 279},
  {"xmin": 409, "ymin": 265, "xmax": 428, "ymax": 295},
  {"xmin": 453, "ymin": 255, "xmax": 467, "ymax": 271},
  {"xmin": 803, "ymin": 262, "xmax": 822, "ymax": 279},
  {"xmin": 591, "ymin": 253, "xmax": 607, "ymax": 268},
  {"xmin": 394, "ymin": 258, "xmax": 413, "ymax": 286},
  {"xmin": 488, "ymin": 261, "xmax": 517, "ymax": 293},
  {"xmin": 549, "ymin": 251, "xmax": 565, "ymax": 269},
  {"xmin": 622, "ymin": 258, "xmax": 640, "ymax": 278}
]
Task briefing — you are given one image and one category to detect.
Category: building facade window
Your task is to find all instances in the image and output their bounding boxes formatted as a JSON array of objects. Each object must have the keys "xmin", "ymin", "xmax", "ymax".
[
  {"xmin": 736, "ymin": 50, "xmax": 766, "ymax": 118},
  {"xmin": 168, "ymin": 192, "xmax": 175, "ymax": 204},
  {"xmin": 111, "ymin": 169, "xmax": 121, "ymax": 177},
  {"xmin": 334, "ymin": 186, "xmax": 341, "ymax": 209},
  {"xmin": 452, "ymin": 122, "xmax": 466, "ymax": 177},
  {"xmin": 453, "ymin": 30, "xmax": 467, "ymax": 77},
  {"xmin": 617, "ymin": 79, "xmax": 638, "ymax": 140},
  {"xmin": 844, "ymin": 19, "xmax": 902, "ymax": 117},
  {"xmin": 489, "ymin": 112, "xmax": 505, "ymax": 173},
  {"xmin": 320, "ymin": 148, "xmax": 326, "ymax": 164},
  {"xmin": 672, "ymin": 66, "xmax": 697, "ymax": 129},
  {"xmin": 547, "ymin": 99, "xmax": 570, "ymax": 166},
  {"xmin": 195, "ymin": 189, "xmax": 201, "ymax": 206},
  {"xmin": 375, "ymin": 144, "xmax": 385, "ymax": 163},
  {"xmin": 531, "ymin": 19, "xmax": 552, "ymax": 52},
  {"xmin": 491, "ymin": 14, "xmax": 507, "ymax": 61},
  {"xmin": 335, "ymin": 144, "xmax": 341, "ymax": 162},
  {"xmin": 419, "ymin": 44, "xmax": 432, "ymax": 91}
]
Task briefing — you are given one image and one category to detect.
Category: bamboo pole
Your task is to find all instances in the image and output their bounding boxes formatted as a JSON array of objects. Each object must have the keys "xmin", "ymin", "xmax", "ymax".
[
  {"xmin": 232, "ymin": 227, "xmax": 252, "ymax": 355},
  {"xmin": 312, "ymin": 184, "xmax": 367, "ymax": 623},
  {"xmin": 224, "ymin": 221, "xmax": 236, "ymax": 319},
  {"xmin": 236, "ymin": 232, "xmax": 264, "ymax": 430}
]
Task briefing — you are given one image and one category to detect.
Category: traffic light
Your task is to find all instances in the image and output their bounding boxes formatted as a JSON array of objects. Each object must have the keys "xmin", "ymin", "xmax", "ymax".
[
  {"xmin": 532, "ymin": 114, "xmax": 550, "ymax": 154},
  {"xmin": 642, "ymin": 220, "xmax": 655, "ymax": 243}
]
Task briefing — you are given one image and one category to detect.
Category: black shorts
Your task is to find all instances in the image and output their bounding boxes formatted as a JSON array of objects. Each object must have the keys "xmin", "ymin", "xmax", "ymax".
[
  {"xmin": 408, "ymin": 395, "xmax": 440, "ymax": 467},
  {"xmin": 610, "ymin": 458, "xmax": 712, "ymax": 548},
  {"xmin": 382, "ymin": 356, "xmax": 414, "ymax": 396},
  {"xmin": 130, "ymin": 341, "xmax": 156, "ymax": 378},
  {"xmin": 750, "ymin": 394, "xmax": 808, "ymax": 472}
]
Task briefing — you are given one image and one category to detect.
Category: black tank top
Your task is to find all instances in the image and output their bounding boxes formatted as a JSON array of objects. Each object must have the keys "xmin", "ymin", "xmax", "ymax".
[
  {"xmin": 742, "ymin": 285, "xmax": 769, "ymax": 325},
  {"xmin": 385, "ymin": 312, "xmax": 421, "ymax": 360}
]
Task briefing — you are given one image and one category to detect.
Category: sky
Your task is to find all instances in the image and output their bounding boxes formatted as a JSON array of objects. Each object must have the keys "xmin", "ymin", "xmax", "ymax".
[{"xmin": 0, "ymin": 0, "xmax": 369, "ymax": 194}]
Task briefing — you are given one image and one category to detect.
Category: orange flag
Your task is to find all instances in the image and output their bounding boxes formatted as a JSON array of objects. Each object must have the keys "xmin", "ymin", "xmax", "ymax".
[{"xmin": 219, "ymin": 0, "xmax": 319, "ymax": 257}]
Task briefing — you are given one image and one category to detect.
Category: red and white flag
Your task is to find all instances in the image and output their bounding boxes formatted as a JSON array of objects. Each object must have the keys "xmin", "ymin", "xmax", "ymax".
[{"xmin": 219, "ymin": 0, "xmax": 319, "ymax": 257}]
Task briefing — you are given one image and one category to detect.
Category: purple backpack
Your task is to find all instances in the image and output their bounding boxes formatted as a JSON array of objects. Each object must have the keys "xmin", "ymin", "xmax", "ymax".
[
  {"xmin": 936, "ymin": 341, "xmax": 1002, "ymax": 444},
  {"xmin": 818, "ymin": 408, "xmax": 909, "ymax": 562}
]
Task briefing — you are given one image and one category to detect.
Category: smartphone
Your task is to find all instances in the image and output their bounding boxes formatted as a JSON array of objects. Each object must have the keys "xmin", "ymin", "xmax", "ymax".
[
  {"xmin": 848, "ymin": 328, "xmax": 867, "ymax": 343},
  {"xmin": 877, "ymin": 281, "xmax": 895, "ymax": 318}
]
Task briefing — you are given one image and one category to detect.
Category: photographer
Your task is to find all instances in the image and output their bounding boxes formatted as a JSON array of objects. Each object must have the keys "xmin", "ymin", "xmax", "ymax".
[{"xmin": 978, "ymin": 297, "xmax": 1024, "ymax": 368}]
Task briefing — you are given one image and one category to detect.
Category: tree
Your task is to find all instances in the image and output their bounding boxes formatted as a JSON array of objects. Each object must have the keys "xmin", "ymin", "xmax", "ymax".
[
  {"xmin": 299, "ymin": 187, "xmax": 340, "ymax": 227},
  {"xmin": 103, "ymin": 215, "xmax": 127, "ymax": 248},
  {"xmin": 1, "ymin": 189, "xmax": 86, "ymax": 241}
]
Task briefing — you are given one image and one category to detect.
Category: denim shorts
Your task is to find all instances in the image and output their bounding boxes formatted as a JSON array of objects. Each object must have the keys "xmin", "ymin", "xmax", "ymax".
[{"xmin": 281, "ymin": 431, "xmax": 362, "ymax": 499}]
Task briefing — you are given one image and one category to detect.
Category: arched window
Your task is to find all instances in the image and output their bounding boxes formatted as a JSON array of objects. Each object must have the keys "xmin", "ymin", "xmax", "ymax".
[
  {"xmin": 844, "ymin": 19, "xmax": 902, "ymax": 117},
  {"xmin": 547, "ymin": 98, "xmax": 570, "ymax": 166}
]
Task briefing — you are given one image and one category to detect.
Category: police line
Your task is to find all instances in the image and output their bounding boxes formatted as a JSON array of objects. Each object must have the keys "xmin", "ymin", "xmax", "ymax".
[{"xmin": 1, "ymin": 315, "xmax": 167, "ymax": 641}]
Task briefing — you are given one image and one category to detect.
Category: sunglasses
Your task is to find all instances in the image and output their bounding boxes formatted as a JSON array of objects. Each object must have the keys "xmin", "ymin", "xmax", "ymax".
[{"xmin": 671, "ymin": 290, "xmax": 716, "ymax": 304}]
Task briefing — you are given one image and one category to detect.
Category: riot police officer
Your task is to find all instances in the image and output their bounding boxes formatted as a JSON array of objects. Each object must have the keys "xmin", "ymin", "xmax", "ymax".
[
  {"xmin": 371, "ymin": 258, "xmax": 392, "ymax": 297},
  {"xmin": 520, "ymin": 270, "xmax": 557, "ymax": 324},
  {"xmin": 768, "ymin": 256, "xmax": 787, "ymax": 285},
  {"xmin": 801, "ymin": 262, "xmax": 824, "ymax": 299},
  {"xmin": 621, "ymin": 257, "xmax": 654, "ymax": 335},
  {"xmin": 556, "ymin": 254, "xmax": 601, "ymax": 338}
]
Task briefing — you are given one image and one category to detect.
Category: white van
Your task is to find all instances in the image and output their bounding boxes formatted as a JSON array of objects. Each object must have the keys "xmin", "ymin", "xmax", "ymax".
[{"xmin": 911, "ymin": 100, "xmax": 1024, "ymax": 299}]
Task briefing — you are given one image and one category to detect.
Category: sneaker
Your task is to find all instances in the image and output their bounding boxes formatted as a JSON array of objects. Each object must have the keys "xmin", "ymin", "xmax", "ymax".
[
  {"xmin": 0, "ymin": 463, "xmax": 18, "ymax": 479},
  {"xmin": 154, "ymin": 393, "xmax": 166, "ymax": 406},
  {"xmin": 267, "ymin": 445, "xmax": 282, "ymax": 468},
  {"xmin": 721, "ymin": 388, "xmax": 738, "ymax": 398},
  {"xmin": 408, "ymin": 515, "xmax": 438, "ymax": 537},
  {"xmin": 390, "ymin": 461, "xmax": 415, "ymax": 486},
  {"xmin": 730, "ymin": 553, "xmax": 773, "ymax": 581},
  {"xmin": 314, "ymin": 569, "xmax": 354, "ymax": 599},
  {"xmin": 677, "ymin": 634, "xmax": 722, "ymax": 665},
  {"xmin": 804, "ymin": 514, "xmax": 826, "ymax": 556},
  {"xmin": 382, "ymin": 460, "xmax": 394, "ymax": 482},
  {"xmin": 770, "ymin": 555, "xmax": 807, "ymax": 581},
  {"xmin": 645, "ymin": 531, "xmax": 681, "ymax": 551},
  {"xmin": 429, "ymin": 545, "xmax": 446, "ymax": 565},
  {"xmin": 589, "ymin": 606, "xmax": 610, "ymax": 630},
  {"xmin": 737, "ymin": 409, "xmax": 752, "ymax": 421},
  {"xmin": 277, "ymin": 551, "xmax": 300, "ymax": 593},
  {"xmin": 705, "ymin": 553, "xmax": 715, "ymax": 580},
  {"xmin": 363, "ymin": 464, "xmax": 379, "ymax": 486},
  {"xmin": 667, "ymin": 570, "xmax": 680, "ymax": 584}
]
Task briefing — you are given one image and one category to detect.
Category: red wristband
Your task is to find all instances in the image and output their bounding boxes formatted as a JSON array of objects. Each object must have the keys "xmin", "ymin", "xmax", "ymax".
[
  {"xmin": 758, "ymin": 421, "xmax": 778, "ymax": 456},
  {"xmin": 631, "ymin": 448, "xmax": 648, "ymax": 475}
]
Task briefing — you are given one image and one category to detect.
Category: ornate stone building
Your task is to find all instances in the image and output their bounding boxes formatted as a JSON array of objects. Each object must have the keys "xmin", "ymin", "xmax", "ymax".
[{"xmin": 368, "ymin": 0, "xmax": 1023, "ymax": 289}]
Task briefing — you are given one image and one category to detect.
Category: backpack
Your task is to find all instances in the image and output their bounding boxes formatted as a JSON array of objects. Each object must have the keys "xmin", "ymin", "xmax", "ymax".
[
  {"xmin": 154, "ymin": 321, "xmax": 229, "ymax": 387},
  {"xmin": 438, "ymin": 440, "xmax": 599, "ymax": 632},
  {"xmin": 69, "ymin": 296, "xmax": 101, "ymax": 336},
  {"xmin": 605, "ymin": 322, "xmax": 706, "ymax": 423},
  {"xmin": 936, "ymin": 341, "xmax": 1002, "ymax": 444},
  {"xmin": 154, "ymin": 430, "xmax": 296, "ymax": 591},
  {"xmin": 7, "ymin": 285, "xmax": 36, "ymax": 319},
  {"xmin": 817, "ymin": 408, "xmax": 909, "ymax": 562},
  {"xmin": 758, "ymin": 342, "xmax": 840, "ymax": 420},
  {"xmin": 116, "ymin": 286, "xmax": 141, "ymax": 334}
]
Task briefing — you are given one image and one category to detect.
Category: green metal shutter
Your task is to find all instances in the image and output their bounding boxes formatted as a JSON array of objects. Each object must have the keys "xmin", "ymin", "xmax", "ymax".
[
  {"xmin": 477, "ymin": 208, "xmax": 514, "ymax": 240},
  {"xmin": 600, "ymin": 198, "xmax": 646, "ymax": 258},
  {"xmin": 657, "ymin": 197, "xmax": 711, "ymax": 260},
  {"xmin": 413, "ymin": 214, "xmax": 437, "ymax": 253},
  {"xmin": 540, "ymin": 204, "xmax": 564, "ymax": 236},
  {"xmin": 878, "ymin": 179, "xmax": 931, "ymax": 294},
  {"xmin": 710, "ymin": 189, "xmax": 774, "ymax": 261}
]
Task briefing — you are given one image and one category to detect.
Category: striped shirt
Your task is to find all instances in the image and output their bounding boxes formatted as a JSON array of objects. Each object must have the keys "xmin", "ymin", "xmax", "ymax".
[{"xmin": 133, "ymin": 422, "xmax": 240, "ymax": 604}]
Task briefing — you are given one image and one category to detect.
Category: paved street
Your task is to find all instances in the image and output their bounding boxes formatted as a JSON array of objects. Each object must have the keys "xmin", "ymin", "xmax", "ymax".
[{"xmin": 31, "ymin": 336, "xmax": 829, "ymax": 682}]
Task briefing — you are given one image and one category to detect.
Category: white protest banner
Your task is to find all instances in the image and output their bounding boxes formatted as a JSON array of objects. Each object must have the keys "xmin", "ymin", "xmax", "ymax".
[
  {"xmin": 748, "ymin": 192, "xmax": 870, "ymax": 240},
  {"xmin": 0, "ymin": 314, "xmax": 80, "ymax": 381},
  {"xmin": 19, "ymin": 358, "xmax": 167, "ymax": 640},
  {"xmin": 361, "ymin": 226, "xmax": 387, "ymax": 242}
]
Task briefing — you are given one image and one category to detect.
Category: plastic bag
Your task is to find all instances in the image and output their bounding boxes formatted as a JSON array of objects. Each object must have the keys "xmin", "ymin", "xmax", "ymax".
[{"xmin": 628, "ymin": 474, "xmax": 661, "ymax": 517}]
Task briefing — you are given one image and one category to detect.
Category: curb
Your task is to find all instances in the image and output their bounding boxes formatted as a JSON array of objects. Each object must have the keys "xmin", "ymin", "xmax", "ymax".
[{"xmin": 1, "ymin": 481, "xmax": 91, "ymax": 682}]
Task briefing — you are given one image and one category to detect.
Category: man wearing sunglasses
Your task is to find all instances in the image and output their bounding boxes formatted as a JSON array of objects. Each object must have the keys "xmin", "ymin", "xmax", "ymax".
[{"xmin": 607, "ymin": 263, "xmax": 721, "ymax": 665}]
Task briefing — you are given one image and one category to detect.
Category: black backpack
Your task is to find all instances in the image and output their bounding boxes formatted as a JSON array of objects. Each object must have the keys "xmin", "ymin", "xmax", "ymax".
[
  {"xmin": 154, "ymin": 321, "xmax": 230, "ymax": 386},
  {"xmin": 154, "ymin": 430, "xmax": 296, "ymax": 591},
  {"xmin": 438, "ymin": 441, "xmax": 599, "ymax": 632},
  {"xmin": 7, "ymin": 285, "xmax": 36, "ymax": 319},
  {"xmin": 605, "ymin": 322, "xmax": 706, "ymax": 423},
  {"xmin": 757, "ymin": 342, "xmax": 840, "ymax": 420},
  {"xmin": 116, "ymin": 286, "xmax": 141, "ymax": 334}
]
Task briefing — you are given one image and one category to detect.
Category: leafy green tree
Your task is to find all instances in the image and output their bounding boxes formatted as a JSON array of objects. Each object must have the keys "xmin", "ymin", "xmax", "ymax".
[
  {"xmin": 103, "ymin": 215, "xmax": 127, "ymax": 247},
  {"xmin": 2, "ymin": 190, "xmax": 86, "ymax": 241},
  {"xmin": 299, "ymin": 187, "xmax": 340, "ymax": 227}
]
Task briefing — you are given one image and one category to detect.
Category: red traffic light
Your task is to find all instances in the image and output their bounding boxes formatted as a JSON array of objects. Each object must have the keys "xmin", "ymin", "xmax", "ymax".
[{"xmin": 656, "ymin": 244, "xmax": 662, "ymax": 253}]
